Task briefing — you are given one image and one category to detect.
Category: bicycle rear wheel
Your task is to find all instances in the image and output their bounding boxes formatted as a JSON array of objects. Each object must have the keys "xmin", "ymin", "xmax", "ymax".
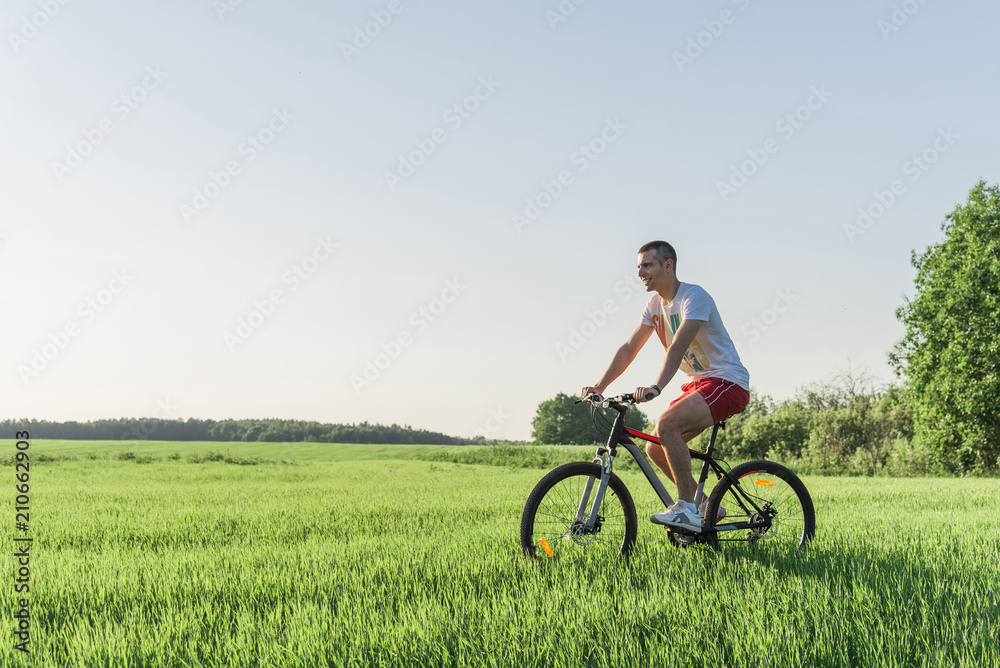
[
  {"xmin": 519, "ymin": 461, "xmax": 637, "ymax": 559},
  {"xmin": 703, "ymin": 459, "xmax": 815, "ymax": 552}
]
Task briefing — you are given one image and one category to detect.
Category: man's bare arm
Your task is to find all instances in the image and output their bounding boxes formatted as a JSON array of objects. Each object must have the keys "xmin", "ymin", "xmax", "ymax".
[
  {"xmin": 651, "ymin": 319, "xmax": 703, "ymax": 392},
  {"xmin": 581, "ymin": 324, "xmax": 654, "ymax": 396}
]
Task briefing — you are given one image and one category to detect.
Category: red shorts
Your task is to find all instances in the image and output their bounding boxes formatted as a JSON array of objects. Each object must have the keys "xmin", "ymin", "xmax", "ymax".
[{"xmin": 670, "ymin": 377, "xmax": 750, "ymax": 424}]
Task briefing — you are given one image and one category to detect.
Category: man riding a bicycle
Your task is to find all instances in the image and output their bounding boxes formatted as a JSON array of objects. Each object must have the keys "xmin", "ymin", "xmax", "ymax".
[{"xmin": 581, "ymin": 240, "xmax": 750, "ymax": 532}]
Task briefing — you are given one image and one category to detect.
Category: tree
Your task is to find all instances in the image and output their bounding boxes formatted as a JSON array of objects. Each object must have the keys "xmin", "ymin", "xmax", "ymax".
[
  {"xmin": 889, "ymin": 181, "xmax": 1000, "ymax": 473},
  {"xmin": 531, "ymin": 392, "xmax": 649, "ymax": 444}
]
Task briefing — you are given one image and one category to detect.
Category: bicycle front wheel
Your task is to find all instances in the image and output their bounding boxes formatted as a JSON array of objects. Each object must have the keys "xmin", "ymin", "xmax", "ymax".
[
  {"xmin": 703, "ymin": 459, "xmax": 815, "ymax": 552},
  {"xmin": 519, "ymin": 461, "xmax": 637, "ymax": 559}
]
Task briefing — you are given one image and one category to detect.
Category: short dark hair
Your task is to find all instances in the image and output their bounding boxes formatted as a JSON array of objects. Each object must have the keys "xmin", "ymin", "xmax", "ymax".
[{"xmin": 638, "ymin": 240, "xmax": 677, "ymax": 271}]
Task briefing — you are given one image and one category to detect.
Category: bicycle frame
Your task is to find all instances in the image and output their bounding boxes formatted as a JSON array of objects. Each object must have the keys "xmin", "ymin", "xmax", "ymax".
[{"xmin": 578, "ymin": 399, "xmax": 772, "ymax": 537}]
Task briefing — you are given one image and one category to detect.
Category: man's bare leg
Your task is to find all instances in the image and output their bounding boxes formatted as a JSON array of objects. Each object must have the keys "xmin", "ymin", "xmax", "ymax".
[
  {"xmin": 644, "ymin": 430, "xmax": 703, "ymax": 484},
  {"xmin": 653, "ymin": 392, "xmax": 715, "ymax": 502}
]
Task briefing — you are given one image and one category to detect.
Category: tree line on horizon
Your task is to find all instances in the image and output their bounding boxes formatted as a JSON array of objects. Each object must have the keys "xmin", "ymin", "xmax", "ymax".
[{"xmin": 2, "ymin": 417, "xmax": 465, "ymax": 445}]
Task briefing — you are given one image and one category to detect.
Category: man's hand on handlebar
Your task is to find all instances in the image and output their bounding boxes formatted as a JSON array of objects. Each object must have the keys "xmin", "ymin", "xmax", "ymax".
[
  {"xmin": 578, "ymin": 386, "xmax": 659, "ymax": 405},
  {"xmin": 633, "ymin": 386, "xmax": 660, "ymax": 403}
]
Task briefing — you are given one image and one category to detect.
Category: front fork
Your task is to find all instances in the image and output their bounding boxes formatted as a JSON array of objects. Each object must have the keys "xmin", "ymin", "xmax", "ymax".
[{"xmin": 575, "ymin": 448, "xmax": 615, "ymax": 532}]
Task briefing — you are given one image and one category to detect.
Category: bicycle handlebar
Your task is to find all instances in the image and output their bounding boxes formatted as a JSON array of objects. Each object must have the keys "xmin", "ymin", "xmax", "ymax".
[{"xmin": 579, "ymin": 392, "xmax": 651, "ymax": 407}]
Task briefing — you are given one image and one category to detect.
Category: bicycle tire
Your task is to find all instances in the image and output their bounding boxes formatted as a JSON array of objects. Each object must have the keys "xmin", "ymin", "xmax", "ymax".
[
  {"xmin": 519, "ymin": 461, "xmax": 638, "ymax": 559},
  {"xmin": 703, "ymin": 459, "xmax": 815, "ymax": 552}
]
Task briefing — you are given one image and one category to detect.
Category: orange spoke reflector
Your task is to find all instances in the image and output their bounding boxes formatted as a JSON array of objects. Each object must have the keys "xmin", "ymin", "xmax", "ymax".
[
  {"xmin": 539, "ymin": 538, "xmax": 554, "ymax": 557},
  {"xmin": 755, "ymin": 480, "xmax": 775, "ymax": 487}
]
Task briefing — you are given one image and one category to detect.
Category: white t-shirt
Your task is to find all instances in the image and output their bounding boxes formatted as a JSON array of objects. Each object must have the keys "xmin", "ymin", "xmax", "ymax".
[{"xmin": 640, "ymin": 283, "xmax": 750, "ymax": 390}]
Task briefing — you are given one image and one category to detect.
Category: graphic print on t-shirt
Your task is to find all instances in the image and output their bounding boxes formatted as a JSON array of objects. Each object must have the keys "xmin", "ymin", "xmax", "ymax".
[
  {"xmin": 641, "ymin": 283, "xmax": 750, "ymax": 390},
  {"xmin": 650, "ymin": 312, "xmax": 710, "ymax": 373}
]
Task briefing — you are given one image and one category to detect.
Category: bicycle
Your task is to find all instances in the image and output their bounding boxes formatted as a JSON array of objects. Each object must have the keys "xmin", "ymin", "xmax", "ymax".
[{"xmin": 519, "ymin": 392, "xmax": 815, "ymax": 558}]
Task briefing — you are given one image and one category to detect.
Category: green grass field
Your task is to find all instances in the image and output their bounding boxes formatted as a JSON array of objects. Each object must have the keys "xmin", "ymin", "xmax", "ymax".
[{"xmin": 3, "ymin": 440, "xmax": 999, "ymax": 667}]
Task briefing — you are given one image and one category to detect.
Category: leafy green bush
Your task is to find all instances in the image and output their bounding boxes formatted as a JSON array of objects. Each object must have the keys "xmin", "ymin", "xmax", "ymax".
[
  {"xmin": 184, "ymin": 450, "xmax": 292, "ymax": 465},
  {"xmin": 884, "ymin": 437, "xmax": 942, "ymax": 476}
]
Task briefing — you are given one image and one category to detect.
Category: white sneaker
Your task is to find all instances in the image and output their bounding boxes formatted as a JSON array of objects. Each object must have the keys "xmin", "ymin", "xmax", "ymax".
[
  {"xmin": 699, "ymin": 499, "xmax": 727, "ymax": 521},
  {"xmin": 650, "ymin": 500, "xmax": 702, "ymax": 532}
]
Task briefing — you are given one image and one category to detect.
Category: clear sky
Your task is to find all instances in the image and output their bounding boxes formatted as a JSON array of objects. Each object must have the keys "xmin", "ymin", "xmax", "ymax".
[{"xmin": 2, "ymin": 1, "xmax": 998, "ymax": 440}]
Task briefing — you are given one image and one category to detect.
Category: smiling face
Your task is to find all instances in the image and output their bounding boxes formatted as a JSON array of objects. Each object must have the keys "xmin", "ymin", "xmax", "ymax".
[{"xmin": 637, "ymin": 250, "xmax": 673, "ymax": 293}]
